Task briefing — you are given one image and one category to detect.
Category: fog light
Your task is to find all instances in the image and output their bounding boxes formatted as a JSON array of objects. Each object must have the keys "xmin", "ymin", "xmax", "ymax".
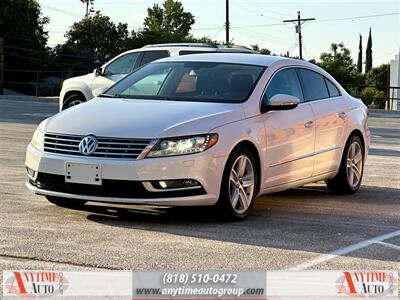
[
  {"xmin": 26, "ymin": 167, "xmax": 36, "ymax": 180},
  {"xmin": 144, "ymin": 179, "xmax": 201, "ymax": 191}
]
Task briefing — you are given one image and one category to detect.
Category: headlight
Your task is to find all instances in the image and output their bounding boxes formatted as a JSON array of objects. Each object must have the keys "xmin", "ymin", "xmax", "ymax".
[
  {"xmin": 146, "ymin": 134, "xmax": 218, "ymax": 158},
  {"xmin": 31, "ymin": 120, "xmax": 46, "ymax": 150}
]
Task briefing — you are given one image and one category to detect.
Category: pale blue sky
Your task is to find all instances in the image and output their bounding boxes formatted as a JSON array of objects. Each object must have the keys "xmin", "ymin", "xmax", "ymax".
[{"xmin": 39, "ymin": 0, "xmax": 400, "ymax": 67}]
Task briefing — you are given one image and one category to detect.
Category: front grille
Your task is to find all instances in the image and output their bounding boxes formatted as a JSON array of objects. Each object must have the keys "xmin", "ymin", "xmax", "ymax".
[
  {"xmin": 31, "ymin": 173, "xmax": 206, "ymax": 199},
  {"xmin": 44, "ymin": 133, "xmax": 151, "ymax": 159}
]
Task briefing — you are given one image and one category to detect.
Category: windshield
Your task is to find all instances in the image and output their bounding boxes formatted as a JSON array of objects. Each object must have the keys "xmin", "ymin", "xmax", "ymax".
[{"xmin": 105, "ymin": 62, "xmax": 265, "ymax": 103}]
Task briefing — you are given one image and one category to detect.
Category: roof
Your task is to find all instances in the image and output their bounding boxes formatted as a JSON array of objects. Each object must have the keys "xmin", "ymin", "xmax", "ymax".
[{"xmin": 157, "ymin": 53, "xmax": 286, "ymax": 66}]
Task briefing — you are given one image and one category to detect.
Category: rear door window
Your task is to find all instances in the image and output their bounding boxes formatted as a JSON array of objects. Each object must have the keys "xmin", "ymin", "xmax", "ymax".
[
  {"xmin": 139, "ymin": 51, "xmax": 170, "ymax": 67},
  {"xmin": 297, "ymin": 68, "xmax": 329, "ymax": 101},
  {"xmin": 325, "ymin": 78, "xmax": 341, "ymax": 97}
]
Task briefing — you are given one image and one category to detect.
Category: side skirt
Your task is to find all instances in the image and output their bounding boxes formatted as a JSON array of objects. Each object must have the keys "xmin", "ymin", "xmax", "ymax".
[{"xmin": 257, "ymin": 170, "xmax": 338, "ymax": 196}]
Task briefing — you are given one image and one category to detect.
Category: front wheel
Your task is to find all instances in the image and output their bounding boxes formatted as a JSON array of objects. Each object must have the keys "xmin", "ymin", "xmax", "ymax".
[
  {"xmin": 326, "ymin": 135, "xmax": 364, "ymax": 194},
  {"xmin": 46, "ymin": 196, "xmax": 87, "ymax": 208},
  {"xmin": 215, "ymin": 147, "xmax": 258, "ymax": 221},
  {"xmin": 63, "ymin": 94, "xmax": 85, "ymax": 110}
]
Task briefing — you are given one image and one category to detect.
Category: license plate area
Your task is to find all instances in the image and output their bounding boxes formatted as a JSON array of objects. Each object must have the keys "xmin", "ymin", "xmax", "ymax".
[{"xmin": 65, "ymin": 162, "xmax": 102, "ymax": 185}]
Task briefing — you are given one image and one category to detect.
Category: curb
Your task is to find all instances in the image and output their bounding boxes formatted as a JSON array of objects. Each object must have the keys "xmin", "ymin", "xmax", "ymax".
[{"xmin": 0, "ymin": 95, "xmax": 59, "ymax": 102}]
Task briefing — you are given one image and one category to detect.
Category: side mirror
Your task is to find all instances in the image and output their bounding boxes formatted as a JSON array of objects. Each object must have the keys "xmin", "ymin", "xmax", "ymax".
[
  {"xmin": 92, "ymin": 86, "xmax": 108, "ymax": 97},
  {"xmin": 94, "ymin": 67, "xmax": 103, "ymax": 76},
  {"xmin": 261, "ymin": 94, "xmax": 300, "ymax": 113}
]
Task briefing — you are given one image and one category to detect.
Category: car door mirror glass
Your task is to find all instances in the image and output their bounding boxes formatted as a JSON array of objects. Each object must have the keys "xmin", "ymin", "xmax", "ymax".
[{"xmin": 262, "ymin": 94, "xmax": 300, "ymax": 112}]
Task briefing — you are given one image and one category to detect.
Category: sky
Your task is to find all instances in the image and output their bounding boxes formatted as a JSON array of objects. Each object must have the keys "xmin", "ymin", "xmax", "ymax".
[{"xmin": 38, "ymin": 0, "xmax": 400, "ymax": 67}]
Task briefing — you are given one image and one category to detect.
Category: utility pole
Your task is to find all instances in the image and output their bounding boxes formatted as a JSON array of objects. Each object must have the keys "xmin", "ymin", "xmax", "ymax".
[
  {"xmin": 225, "ymin": 0, "xmax": 229, "ymax": 45},
  {"xmin": 283, "ymin": 11, "xmax": 315, "ymax": 59},
  {"xmin": 0, "ymin": 37, "xmax": 4, "ymax": 95}
]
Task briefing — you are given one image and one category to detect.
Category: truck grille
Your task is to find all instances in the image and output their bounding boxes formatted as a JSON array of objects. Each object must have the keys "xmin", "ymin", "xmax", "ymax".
[{"xmin": 44, "ymin": 133, "xmax": 152, "ymax": 159}]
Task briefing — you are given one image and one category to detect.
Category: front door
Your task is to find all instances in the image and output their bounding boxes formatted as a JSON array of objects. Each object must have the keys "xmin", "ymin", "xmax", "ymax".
[
  {"xmin": 91, "ymin": 52, "xmax": 141, "ymax": 91},
  {"xmin": 262, "ymin": 68, "xmax": 316, "ymax": 187}
]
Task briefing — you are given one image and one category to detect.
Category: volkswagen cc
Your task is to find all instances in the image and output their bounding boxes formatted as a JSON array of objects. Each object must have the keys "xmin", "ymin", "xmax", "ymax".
[{"xmin": 26, "ymin": 54, "xmax": 370, "ymax": 220}]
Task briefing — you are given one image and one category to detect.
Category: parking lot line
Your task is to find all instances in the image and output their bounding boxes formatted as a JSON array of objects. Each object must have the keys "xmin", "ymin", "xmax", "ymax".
[
  {"xmin": 375, "ymin": 241, "xmax": 400, "ymax": 251},
  {"xmin": 288, "ymin": 229, "xmax": 400, "ymax": 270}
]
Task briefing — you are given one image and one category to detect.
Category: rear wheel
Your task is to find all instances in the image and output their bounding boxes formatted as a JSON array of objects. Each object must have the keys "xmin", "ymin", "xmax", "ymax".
[
  {"xmin": 216, "ymin": 147, "xmax": 258, "ymax": 221},
  {"xmin": 46, "ymin": 196, "xmax": 87, "ymax": 208},
  {"xmin": 63, "ymin": 94, "xmax": 85, "ymax": 110},
  {"xmin": 326, "ymin": 135, "xmax": 364, "ymax": 194}
]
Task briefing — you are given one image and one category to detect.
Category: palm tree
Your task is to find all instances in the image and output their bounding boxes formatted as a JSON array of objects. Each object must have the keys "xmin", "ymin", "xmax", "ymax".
[{"xmin": 80, "ymin": 0, "xmax": 94, "ymax": 16}]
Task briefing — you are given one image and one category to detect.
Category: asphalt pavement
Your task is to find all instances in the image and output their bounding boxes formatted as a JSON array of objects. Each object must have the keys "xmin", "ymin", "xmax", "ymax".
[{"xmin": 0, "ymin": 96, "xmax": 399, "ymax": 277}]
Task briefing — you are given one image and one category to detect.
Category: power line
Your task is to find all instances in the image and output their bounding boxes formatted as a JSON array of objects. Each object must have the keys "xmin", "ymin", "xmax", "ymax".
[
  {"xmin": 192, "ymin": 11, "xmax": 400, "ymax": 31},
  {"xmin": 283, "ymin": 11, "xmax": 315, "ymax": 59}
]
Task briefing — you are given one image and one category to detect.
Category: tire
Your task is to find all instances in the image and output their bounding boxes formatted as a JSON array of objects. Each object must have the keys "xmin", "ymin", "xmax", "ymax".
[
  {"xmin": 326, "ymin": 135, "xmax": 364, "ymax": 194},
  {"xmin": 215, "ymin": 147, "xmax": 259, "ymax": 221},
  {"xmin": 46, "ymin": 196, "xmax": 87, "ymax": 208},
  {"xmin": 63, "ymin": 94, "xmax": 85, "ymax": 110}
]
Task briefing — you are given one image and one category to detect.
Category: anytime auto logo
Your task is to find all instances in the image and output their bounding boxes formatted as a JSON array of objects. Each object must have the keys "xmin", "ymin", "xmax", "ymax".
[
  {"xmin": 4, "ymin": 271, "xmax": 69, "ymax": 297},
  {"xmin": 336, "ymin": 271, "xmax": 398, "ymax": 297}
]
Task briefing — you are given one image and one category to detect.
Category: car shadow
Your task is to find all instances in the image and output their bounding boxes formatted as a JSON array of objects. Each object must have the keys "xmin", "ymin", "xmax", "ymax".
[{"xmin": 73, "ymin": 184, "xmax": 400, "ymax": 262}]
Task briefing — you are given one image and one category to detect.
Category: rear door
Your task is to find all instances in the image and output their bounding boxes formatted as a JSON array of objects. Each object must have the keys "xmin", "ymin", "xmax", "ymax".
[
  {"xmin": 262, "ymin": 68, "xmax": 316, "ymax": 187},
  {"xmin": 297, "ymin": 68, "xmax": 348, "ymax": 176}
]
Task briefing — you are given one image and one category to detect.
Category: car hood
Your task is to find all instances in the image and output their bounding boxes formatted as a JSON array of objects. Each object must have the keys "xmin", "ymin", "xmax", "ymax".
[
  {"xmin": 63, "ymin": 73, "xmax": 94, "ymax": 86},
  {"xmin": 45, "ymin": 97, "xmax": 244, "ymax": 139}
]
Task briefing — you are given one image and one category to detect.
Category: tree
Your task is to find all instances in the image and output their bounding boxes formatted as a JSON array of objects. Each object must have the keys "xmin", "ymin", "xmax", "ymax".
[
  {"xmin": 65, "ymin": 12, "xmax": 129, "ymax": 62},
  {"xmin": 0, "ymin": 0, "xmax": 50, "ymax": 94},
  {"xmin": 357, "ymin": 34, "xmax": 362, "ymax": 73},
  {"xmin": 251, "ymin": 44, "xmax": 271, "ymax": 55},
  {"xmin": 365, "ymin": 28, "xmax": 372, "ymax": 72},
  {"xmin": 318, "ymin": 43, "xmax": 362, "ymax": 87},
  {"xmin": 365, "ymin": 64, "xmax": 389, "ymax": 88},
  {"xmin": 80, "ymin": 0, "xmax": 94, "ymax": 16},
  {"xmin": 143, "ymin": 0, "xmax": 195, "ymax": 40}
]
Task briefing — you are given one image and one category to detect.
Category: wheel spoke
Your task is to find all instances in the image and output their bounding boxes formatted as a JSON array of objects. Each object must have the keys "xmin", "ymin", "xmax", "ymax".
[
  {"xmin": 238, "ymin": 187, "xmax": 249, "ymax": 210},
  {"xmin": 353, "ymin": 150, "xmax": 362, "ymax": 164},
  {"xmin": 242, "ymin": 174, "xmax": 254, "ymax": 187},
  {"xmin": 347, "ymin": 158, "xmax": 353, "ymax": 167},
  {"xmin": 230, "ymin": 169, "xmax": 238, "ymax": 183},
  {"xmin": 231, "ymin": 189, "xmax": 240, "ymax": 209},
  {"xmin": 353, "ymin": 165, "xmax": 361, "ymax": 181},
  {"xmin": 348, "ymin": 168, "xmax": 354, "ymax": 185},
  {"xmin": 237, "ymin": 156, "xmax": 247, "ymax": 177}
]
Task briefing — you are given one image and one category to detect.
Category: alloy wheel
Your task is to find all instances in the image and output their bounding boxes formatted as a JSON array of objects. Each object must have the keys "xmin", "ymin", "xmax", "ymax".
[
  {"xmin": 346, "ymin": 141, "xmax": 363, "ymax": 188},
  {"xmin": 229, "ymin": 155, "xmax": 255, "ymax": 214},
  {"xmin": 68, "ymin": 99, "xmax": 83, "ymax": 108}
]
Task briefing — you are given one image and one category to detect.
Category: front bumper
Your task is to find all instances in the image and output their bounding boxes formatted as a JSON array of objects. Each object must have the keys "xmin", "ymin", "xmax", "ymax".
[{"xmin": 25, "ymin": 143, "xmax": 226, "ymax": 206}]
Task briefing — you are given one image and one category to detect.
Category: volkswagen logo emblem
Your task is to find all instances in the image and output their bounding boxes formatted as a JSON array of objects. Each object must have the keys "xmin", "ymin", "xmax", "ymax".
[{"xmin": 79, "ymin": 135, "xmax": 98, "ymax": 155}]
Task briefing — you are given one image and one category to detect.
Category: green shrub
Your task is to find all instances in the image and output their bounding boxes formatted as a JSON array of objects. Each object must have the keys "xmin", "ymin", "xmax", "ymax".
[{"xmin": 360, "ymin": 87, "xmax": 385, "ymax": 106}]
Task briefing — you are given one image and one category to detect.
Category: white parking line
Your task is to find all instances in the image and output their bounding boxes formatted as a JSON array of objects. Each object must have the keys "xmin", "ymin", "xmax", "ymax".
[
  {"xmin": 375, "ymin": 241, "xmax": 400, "ymax": 251},
  {"xmin": 288, "ymin": 230, "xmax": 400, "ymax": 270}
]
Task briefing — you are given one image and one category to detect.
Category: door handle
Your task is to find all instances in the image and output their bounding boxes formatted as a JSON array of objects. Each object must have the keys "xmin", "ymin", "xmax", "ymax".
[
  {"xmin": 304, "ymin": 121, "xmax": 314, "ymax": 128},
  {"xmin": 338, "ymin": 111, "xmax": 346, "ymax": 119}
]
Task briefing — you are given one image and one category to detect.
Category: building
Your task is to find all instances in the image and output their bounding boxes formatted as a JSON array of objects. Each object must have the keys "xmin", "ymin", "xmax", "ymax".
[{"xmin": 389, "ymin": 54, "xmax": 400, "ymax": 111}]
